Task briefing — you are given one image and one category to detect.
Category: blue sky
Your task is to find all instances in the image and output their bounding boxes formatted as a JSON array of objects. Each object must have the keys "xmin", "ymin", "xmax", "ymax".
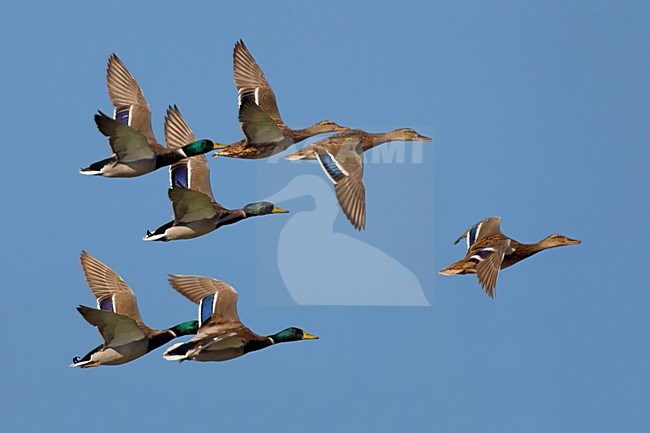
[{"xmin": 1, "ymin": 1, "xmax": 649, "ymax": 432}]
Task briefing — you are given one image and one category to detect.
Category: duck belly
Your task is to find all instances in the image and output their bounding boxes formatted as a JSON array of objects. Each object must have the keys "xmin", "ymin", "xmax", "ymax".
[
  {"xmin": 162, "ymin": 223, "xmax": 215, "ymax": 241},
  {"xmin": 102, "ymin": 159, "xmax": 155, "ymax": 177},
  {"xmin": 190, "ymin": 347, "xmax": 245, "ymax": 362},
  {"xmin": 86, "ymin": 342, "xmax": 148, "ymax": 367}
]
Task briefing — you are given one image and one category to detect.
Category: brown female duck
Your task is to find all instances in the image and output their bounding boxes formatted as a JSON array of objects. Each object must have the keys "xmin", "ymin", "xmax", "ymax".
[
  {"xmin": 439, "ymin": 217, "xmax": 580, "ymax": 298},
  {"xmin": 285, "ymin": 128, "xmax": 431, "ymax": 230},
  {"xmin": 213, "ymin": 40, "xmax": 348, "ymax": 159}
]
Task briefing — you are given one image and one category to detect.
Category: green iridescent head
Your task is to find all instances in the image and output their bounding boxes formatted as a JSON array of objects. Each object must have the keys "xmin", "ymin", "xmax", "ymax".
[
  {"xmin": 182, "ymin": 139, "xmax": 227, "ymax": 156},
  {"xmin": 270, "ymin": 327, "xmax": 319, "ymax": 344},
  {"xmin": 242, "ymin": 201, "xmax": 289, "ymax": 217},
  {"xmin": 169, "ymin": 320, "xmax": 199, "ymax": 337}
]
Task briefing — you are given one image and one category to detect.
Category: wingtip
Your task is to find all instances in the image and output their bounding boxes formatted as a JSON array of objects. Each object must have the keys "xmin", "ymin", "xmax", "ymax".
[{"xmin": 76, "ymin": 305, "xmax": 91, "ymax": 315}]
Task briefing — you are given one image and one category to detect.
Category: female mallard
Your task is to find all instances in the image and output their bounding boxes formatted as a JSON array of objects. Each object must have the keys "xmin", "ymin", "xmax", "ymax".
[
  {"xmin": 80, "ymin": 54, "xmax": 224, "ymax": 177},
  {"xmin": 163, "ymin": 275, "xmax": 318, "ymax": 362},
  {"xmin": 285, "ymin": 128, "xmax": 431, "ymax": 230},
  {"xmin": 213, "ymin": 40, "xmax": 348, "ymax": 159},
  {"xmin": 439, "ymin": 217, "xmax": 581, "ymax": 298},
  {"xmin": 143, "ymin": 106, "xmax": 288, "ymax": 242},
  {"xmin": 71, "ymin": 251, "xmax": 198, "ymax": 368}
]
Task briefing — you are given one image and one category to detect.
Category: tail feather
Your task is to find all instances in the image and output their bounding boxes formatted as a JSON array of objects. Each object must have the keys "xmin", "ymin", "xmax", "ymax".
[
  {"xmin": 284, "ymin": 152, "xmax": 307, "ymax": 161},
  {"xmin": 438, "ymin": 267, "xmax": 463, "ymax": 276},
  {"xmin": 439, "ymin": 260, "xmax": 476, "ymax": 275},
  {"xmin": 80, "ymin": 156, "xmax": 116, "ymax": 175},
  {"xmin": 69, "ymin": 358, "xmax": 98, "ymax": 368},
  {"xmin": 163, "ymin": 340, "xmax": 196, "ymax": 361},
  {"xmin": 143, "ymin": 220, "xmax": 174, "ymax": 241}
]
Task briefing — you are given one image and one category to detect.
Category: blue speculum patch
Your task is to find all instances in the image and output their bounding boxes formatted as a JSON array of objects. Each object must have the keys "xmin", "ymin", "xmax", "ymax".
[
  {"xmin": 199, "ymin": 294, "xmax": 215, "ymax": 326},
  {"xmin": 468, "ymin": 224, "xmax": 479, "ymax": 246},
  {"xmin": 115, "ymin": 108, "xmax": 129, "ymax": 125},
  {"xmin": 99, "ymin": 297, "xmax": 114, "ymax": 312},
  {"xmin": 320, "ymin": 154, "xmax": 345, "ymax": 182},
  {"xmin": 171, "ymin": 165, "xmax": 188, "ymax": 188}
]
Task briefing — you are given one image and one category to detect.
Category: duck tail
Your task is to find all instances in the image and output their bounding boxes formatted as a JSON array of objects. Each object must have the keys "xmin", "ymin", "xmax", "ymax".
[
  {"xmin": 284, "ymin": 152, "xmax": 306, "ymax": 161},
  {"xmin": 69, "ymin": 357, "xmax": 97, "ymax": 368},
  {"xmin": 69, "ymin": 344, "xmax": 102, "ymax": 368},
  {"xmin": 80, "ymin": 156, "xmax": 115, "ymax": 176},
  {"xmin": 438, "ymin": 261, "xmax": 472, "ymax": 276},
  {"xmin": 142, "ymin": 231, "xmax": 166, "ymax": 242},
  {"xmin": 163, "ymin": 341, "xmax": 196, "ymax": 361},
  {"xmin": 142, "ymin": 220, "xmax": 174, "ymax": 242}
]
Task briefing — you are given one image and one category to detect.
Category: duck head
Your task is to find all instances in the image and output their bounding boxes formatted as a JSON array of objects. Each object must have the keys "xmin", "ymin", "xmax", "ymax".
[
  {"xmin": 540, "ymin": 233, "xmax": 581, "ymax": 249},
  {"xmin": 308, "ymin": 120, "xmax": 349, "ymax": 134},
  {"xmin": 183, "ymin": 139, "xmax": 228, "ymax": 156},
  {"xmin": 386, "ymin": 128, "xmax": 432, "ymax": 142},
  {"xmin": 242, "ymin": 201, "xmax": 289, "ymax": 217},
  {"xmin": 270, "ymin": 327, "xmax": 319, "ymax": 344}
]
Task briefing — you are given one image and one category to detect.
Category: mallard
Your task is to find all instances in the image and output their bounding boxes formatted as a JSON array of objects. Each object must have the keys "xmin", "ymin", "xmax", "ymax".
[
  {"xmin": 71, "ymin": 251, "xmax": 198, "ymax": 368},
  {"xmin": 80, "ymin": 54, "xmax": 225, "ymax": 177},
  {"xmin": 438, "ymin": 217, "xmax": 581, "ymax": 298},
  {"xmin": 163, "ymin": 274, "xmax": 318, "ymax": 362},
  {"xmin": 143, "ymin": 106, "xmax": 288, "ymax": 242},
  {"xmin": 213, "ymin": 40, "xmax": 348, "ymax": 159},
  {"xmin": 285, "ymin": 128, "xmax": 431, "ymax": 230}
]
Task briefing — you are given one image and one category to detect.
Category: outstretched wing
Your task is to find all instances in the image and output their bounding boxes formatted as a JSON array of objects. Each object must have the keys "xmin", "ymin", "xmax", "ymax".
[
  {"xmin": 79, "ymin": 251, "xmax": 145, "ymax": 325},
  {"xmin": 164, "ymin": 105, "xmax": 215, "ymax": 201},
  {"xmin": 76, "ymin": 306, "xmax": 146, "ymax": 347},
  {"xmin": 454, "ymin": 217, "xmax": 503, "ymax": 250},
  {"xmin": 106, "ymin": 54, "xmax": 156, "ymax": 144},
  {"xmin": 314, "ymin": 142, "xmax": 366, "ymax": 230},
  {"xmin": 168, "ymin": 188, "xmax": 220, "ymax": 224},
  {"xmin": 167, "ymin": 275, "xmax": 241, "ymax": 331},
  {"xmin": 472, "ymin": 239, "xmax": 511, "ymax": 298},
  {"xmin": 233, "ymin": 40, "xmax": 282, "ymax": 121},
  {"xmin": 238, "ymin": 94, "xmax": 285, "ymax": 146},
  {"xmin": 94, "ymin": 111, "xmax": 157, "ymax": 162}
]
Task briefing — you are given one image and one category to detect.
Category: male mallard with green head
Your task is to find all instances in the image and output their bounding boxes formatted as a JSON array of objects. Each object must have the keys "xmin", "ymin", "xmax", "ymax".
[
  {"xmin": 143, "ymin": 106, "xmax": 288, "ymax": 242},
  {"xmin": 163, "ymin": 275, "xmax": 318, "ymax": 362},
  {"xmin": 439, "ymin": 217, "xmax": 581, "ymax": 298},
  {"xmin": 80, "ymin": 54, "xmax": 225, "ymax": 177},
  {"xmin": 71, "ymin": 251, "xmax": 198, "ymax": 368},
  {"xmin": 213, "ymin": 40, "xmax": 348, "ymax": 159},
  {"xmin": 285, "ymin": 128, "xmax": 431, "ymax": 230}
]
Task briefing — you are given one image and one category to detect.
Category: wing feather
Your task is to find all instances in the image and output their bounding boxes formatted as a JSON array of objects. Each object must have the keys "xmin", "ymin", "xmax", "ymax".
[
  {"xmin": 167, "ymin": 275, "xmax": 241, "ymax": 325},
  {"xmin": 233, "ymin": 40, "xmax": 282, "ymax": 120},
  {"xmin": 76, "ymin": 306, "xmax": 146, "ymax": 347},
  {"xmin": 168, "ymin": 188, "xmax": 219, "ymax": 223},
  {"xmin": 165, "ymin": 106, "xmax": 215, "ymax": 200},
  {"xmin": 79, "ymin": 251, "xmax": 144, "ymax": 324},
  {"xmin": 475, "ymin": 239, "xmax": 511, "ymax": 298},
  {"xmin": 106, "ymin": 54, "xmax": 156, "ymax": 143}
]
